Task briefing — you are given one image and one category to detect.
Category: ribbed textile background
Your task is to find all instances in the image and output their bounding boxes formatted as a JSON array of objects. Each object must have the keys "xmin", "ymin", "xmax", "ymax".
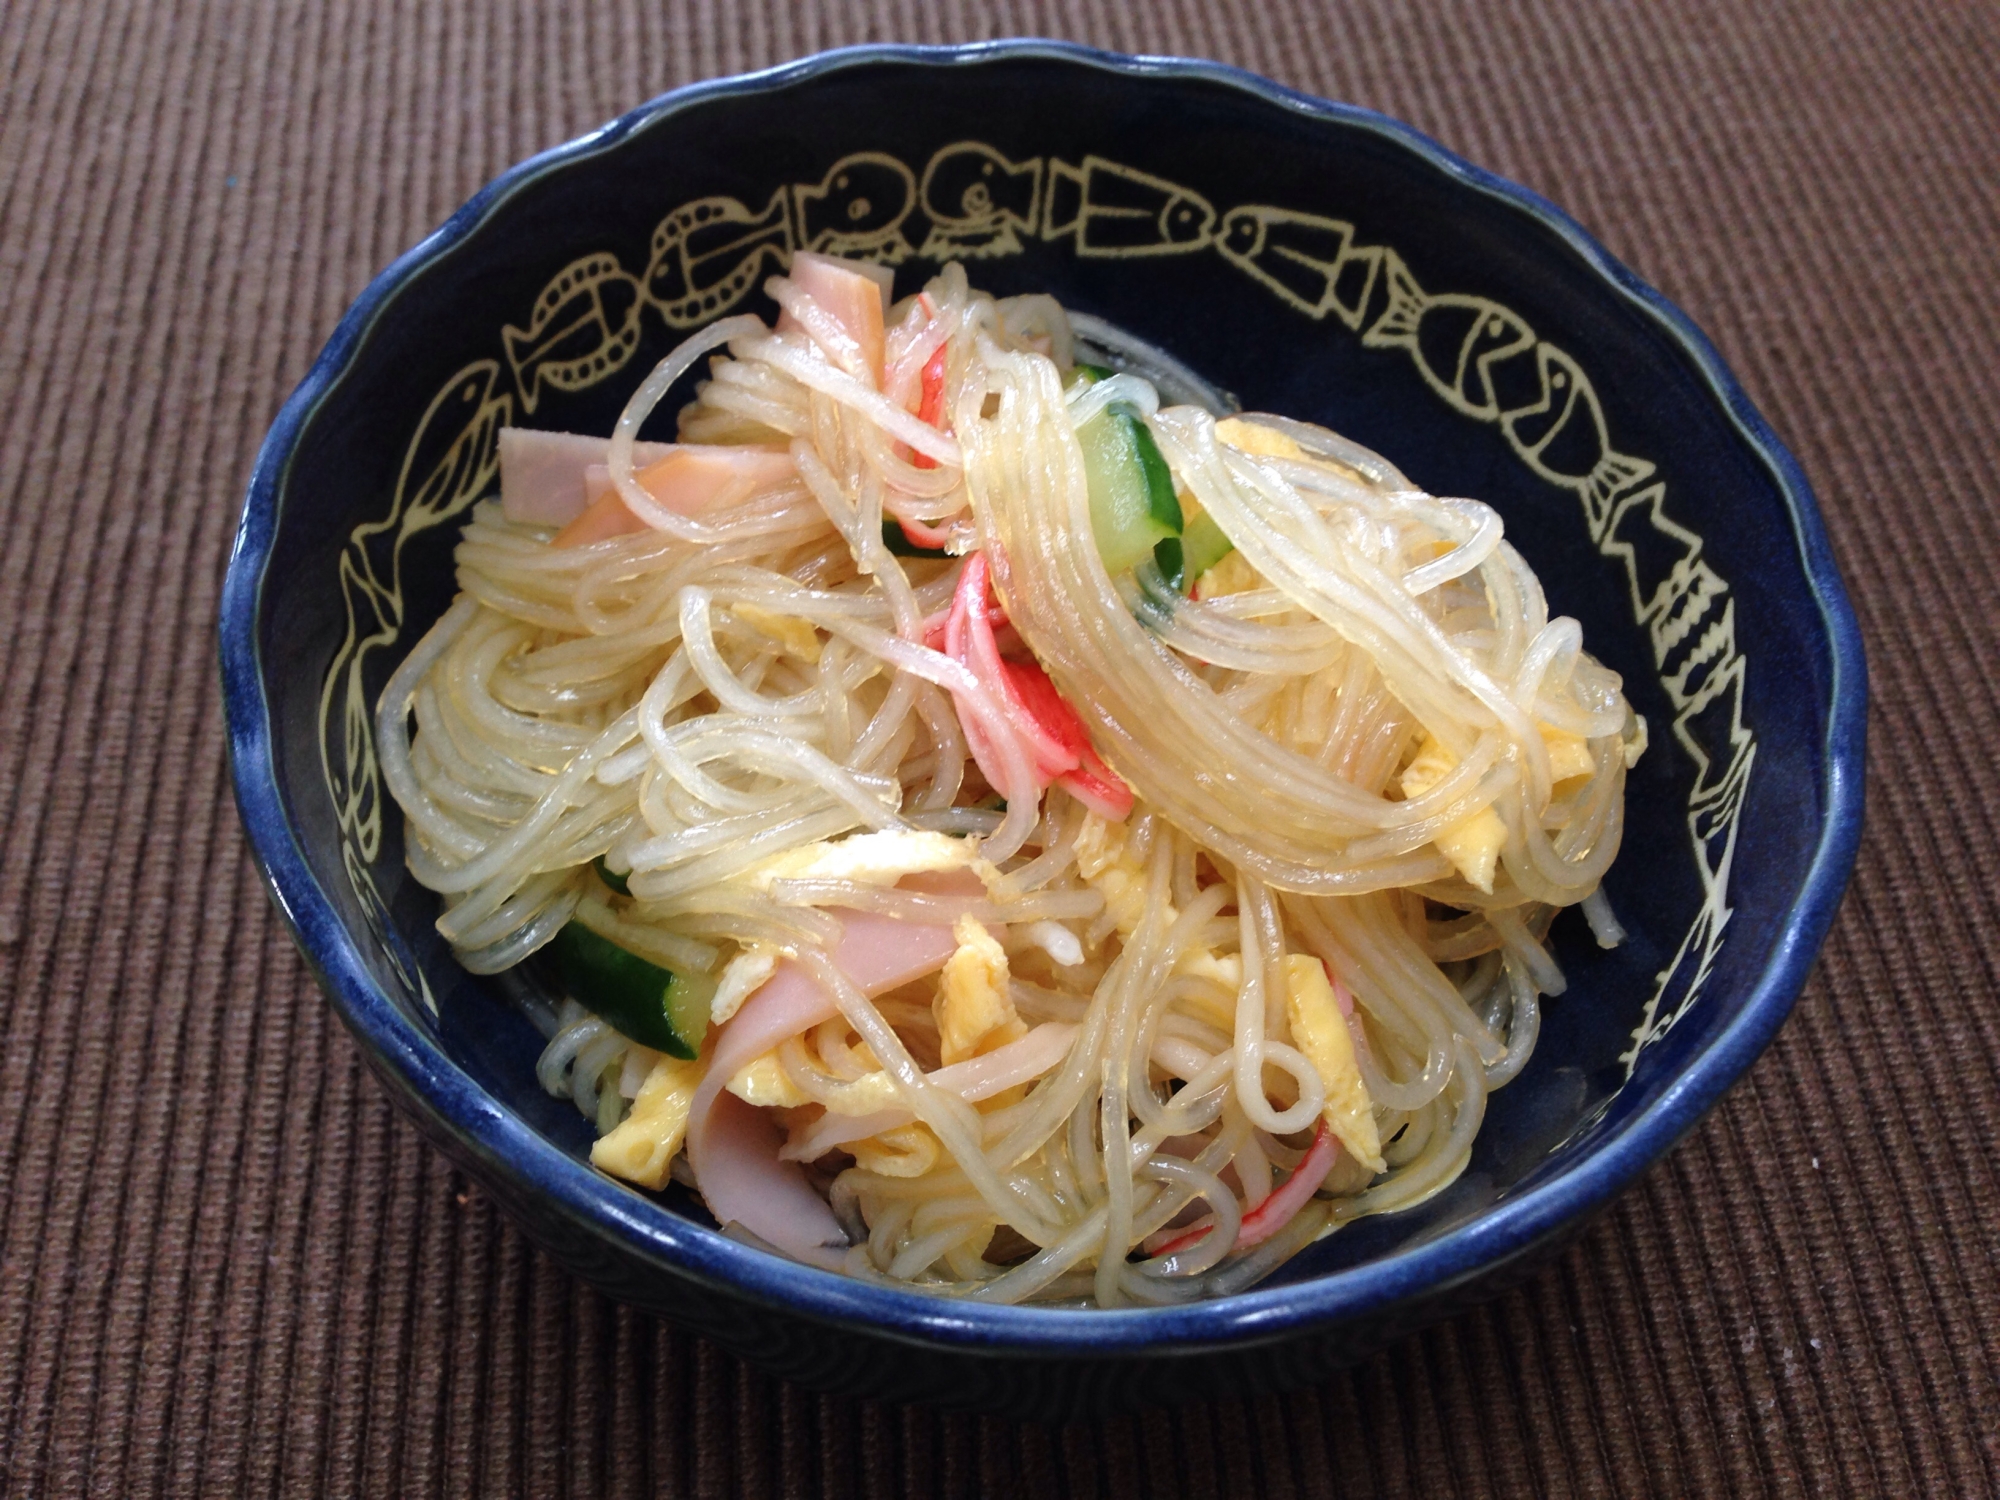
[{"xmin": 1, "ymin": 1, "xmax": 1995, "ymax": 1495}]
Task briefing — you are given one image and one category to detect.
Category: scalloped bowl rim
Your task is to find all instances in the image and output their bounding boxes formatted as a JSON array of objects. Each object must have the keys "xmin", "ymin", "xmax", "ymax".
[{"xmin": 219, "ymin": 39, "xmax": 1866, "ymax": 1357}]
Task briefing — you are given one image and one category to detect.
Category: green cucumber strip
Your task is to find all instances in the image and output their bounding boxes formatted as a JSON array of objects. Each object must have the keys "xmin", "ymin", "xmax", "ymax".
[
  {"xmin": 1128, "ymin": 415, "xmax": 1177, "ymax": 523},
  {"xmin": 1066, "ymin": 361, "xmax": 1114, "ymax": 387},
  {"xmin": 663, "ymin": 970, "xmax": 716, "ymax": 1057},
  {"xmin": 1153, "ymin": 536, "xmax": 1185, "ymax": 592},
  {"xmin": 1179, "ymin": 512, "xmax": 1235, "ymax": 586},
  {"xmin": 1078, "ymin": 407, "xmax": 1183, "ymax": 576},
  {"xmin": 879, "ymin": 519, "xmax": 949, "ymax": 558},
  {"xmin": 591, "ymin": 854, "xmax": 632, "ymax": 896},
  {"xmin": 548, "ymin": 922, "xmax": 710, "ymax": 1059}
]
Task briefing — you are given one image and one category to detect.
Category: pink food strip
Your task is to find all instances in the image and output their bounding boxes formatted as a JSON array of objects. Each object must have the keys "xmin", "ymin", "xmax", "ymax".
[
  {"xmin": 696, "ymin": 1090, "xmax": 840, "ymax": 1258},
  {"xmin": 552, "ymin": 490, "xmax": 650, "ymax": 547},
  {"xmin": 941, "ymin": 550, "xmax": 1134, "ymax": 818},
  {"xmin": 552, "ymin": 445, "xmax": 795, "ymax": 547},
  {"xmin": 891, "ymin": 511, "xmax": 955, "ymax": 550},
  {"xmin": 908, "ymin": 341, "xmax": 950, "ymax": 470},
  {"xmin": 498, "ymin": 427, "xmax": 671, "ymax": 526},
  {"xmin": 1148, "ymin": 1120, "xmax": 1340, "ymax": 1259},
  {"xmin": 1328, "ymin": 966, "xmax": 1356, "ymax": 1018},
  {"xmin": 955, "ymin": 554, "xmax": 1076, "ymax": 780},
  {"xmin": 943, "ymin": 551, "xmax": 1048, "ymax": 793},
  {"xmin": 684, "ymin": 906, "xmax": 965, "ymax": 1256},
  {"xmin": 776, "ymin": 251, "xmax": 891, "ymax": 384},
  {"xmin": 1059, "ymin": 744, "xmax": 1135, "ymax": 821}
]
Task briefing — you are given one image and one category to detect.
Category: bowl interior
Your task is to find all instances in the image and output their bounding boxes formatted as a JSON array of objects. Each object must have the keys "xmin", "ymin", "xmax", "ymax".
[{"xmin": 249, "ymin": 50, "xmax": 1846, "ymax": 1300}]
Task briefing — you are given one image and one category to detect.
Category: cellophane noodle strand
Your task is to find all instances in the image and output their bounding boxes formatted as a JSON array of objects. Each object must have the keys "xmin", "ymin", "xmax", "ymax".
[{"xmin": 378, "ymin": 262, "xmax": 1642, "ymax": 1306}]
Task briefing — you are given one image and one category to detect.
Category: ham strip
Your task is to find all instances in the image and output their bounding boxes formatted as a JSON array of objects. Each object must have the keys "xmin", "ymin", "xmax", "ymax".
[
  {"xmin": 498, "ymin": 427, "xmax": 671, "ymax": 526},
  {"xmin": 553, "ymin": 445, "xmax": 796, "ymax": 547},
  {"xmin": 684, "ymin": 908, "xmax": 962, "ymax": 1256},
  {"xmin": 776, "ymin": 252, "xmax": 892, "ymax": 384}
]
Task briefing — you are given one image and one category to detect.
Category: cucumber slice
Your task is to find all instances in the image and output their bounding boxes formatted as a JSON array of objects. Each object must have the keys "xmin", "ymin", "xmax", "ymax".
[
  {"xmin": 1078, "ymin": 406, "xmax": 1182, "ymax": 577},
  {"xmin": 1066, "ymin": 362, "xmax": 1193, "ymax": 578},
  {"xmin": 548, "ymin": 922, "xmax": 712, "ymax": 1059},
  {"xmin": 591, "ymin": 854, "xmax": 632, "ymax": 896},
  {"xmin": 1179, "ymin": 512, "xmax": 1235, "ymax": 585},
  {"xmin": 1148, "ymin": 513, "xmax": 1237, "ymax": 593}
]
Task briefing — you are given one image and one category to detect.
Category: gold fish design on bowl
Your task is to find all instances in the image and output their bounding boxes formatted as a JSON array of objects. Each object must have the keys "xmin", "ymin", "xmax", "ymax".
[
  {"xmin": 644, "ymin": 189, "xmax": 795, "ymax": 328},
  {"xmin": 502, "ymin": 254, "xmax": 646, "ymax": 412},
  {"xmin": 1043, "ymin": 155, "xmax": 1216, "ymax": 255},
  {"xmin": 918, "ymin": 141, "xmax": 1043, "ymax": 259},
  {"xmin": 1216, "ymin": 206, "xmax": 1384, "ymax": 328},
  {"xmin": 794, "ymin": 152, "xmax": 915, "ymax": 262}
]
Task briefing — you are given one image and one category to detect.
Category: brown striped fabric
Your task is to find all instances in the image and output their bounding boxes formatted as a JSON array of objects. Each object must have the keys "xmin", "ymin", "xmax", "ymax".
[{"xmin": 2, "ymin": 1, "xmax": 1996, "ymax": 1495}]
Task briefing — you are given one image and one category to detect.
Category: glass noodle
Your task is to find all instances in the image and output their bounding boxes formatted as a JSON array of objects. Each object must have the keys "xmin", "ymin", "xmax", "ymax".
[{"xmin": 377, "ymin": 256, "xmax": 1643, "ymax": 1306}]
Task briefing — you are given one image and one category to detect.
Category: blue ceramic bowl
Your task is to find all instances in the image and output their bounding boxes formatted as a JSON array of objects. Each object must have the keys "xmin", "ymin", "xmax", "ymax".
[{"xmin": 220, "ymin": 41, "xmax": 1865, "ymax": 1417}]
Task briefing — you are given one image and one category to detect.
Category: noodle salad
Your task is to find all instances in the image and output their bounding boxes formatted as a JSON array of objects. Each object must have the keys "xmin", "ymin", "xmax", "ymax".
[{"xmin": 378, "ymin": 253, "xmax": 1645, "ymax": 1306}]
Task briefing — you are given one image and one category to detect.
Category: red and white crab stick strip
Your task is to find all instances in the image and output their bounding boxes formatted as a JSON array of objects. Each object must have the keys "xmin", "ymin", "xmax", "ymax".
[
  {"xmin": 943, "ymin": 551, "xmax": 1135, "ymax": 820},
  {"xmin": 1147, "ymin": 1120, "xmax": 1341, "ymax": 1260}
]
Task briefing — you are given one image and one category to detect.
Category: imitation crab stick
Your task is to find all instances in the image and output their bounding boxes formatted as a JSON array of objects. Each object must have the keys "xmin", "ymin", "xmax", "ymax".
[
  {"xmin": 884, "ymin": 338, "xmax": 958, "ymax": 546},
  {"xmin": 943, "ymin": 551, "xmax": 1136, "ymax": 818},
  {"xmin": 909, "ymin": 340, "xmax": 950, "ymax": 473},
  {"xmin": 1150, "ymin": 1120, "xmax": 1340, "ymax": 1260}
]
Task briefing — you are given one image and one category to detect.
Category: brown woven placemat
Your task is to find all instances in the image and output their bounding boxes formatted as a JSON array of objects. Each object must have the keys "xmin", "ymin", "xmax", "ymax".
[{"xmin": 3, "ymin": 2, "xmax": 1996, "ymax": 1495}]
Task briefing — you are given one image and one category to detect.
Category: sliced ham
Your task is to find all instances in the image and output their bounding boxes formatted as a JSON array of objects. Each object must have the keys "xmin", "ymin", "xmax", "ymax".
[
  {"xmin": 582, "ymin": 464, "xmax": 619, "ymax": 507},
  {"xmin": 684, "ymin": 906, "xmax": 964, "ymax": 1257},
  {"xmin": 552, "ymin": 489, "xmax": 651, "ymax": 547},
  {"xmin": 776, "ymin": 251, "xmax": 892, "ymax": 385},
  {"xmin": 695, "ymin": 1091, "xmax": 840, "ymax": 1259},
  {"xmin": 498, "ymin": 427, "xmax": 671, "ymax": 526},
  {"xmin": 551, "ymin": 445, "xmax": 796, "ymax": 547}
]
